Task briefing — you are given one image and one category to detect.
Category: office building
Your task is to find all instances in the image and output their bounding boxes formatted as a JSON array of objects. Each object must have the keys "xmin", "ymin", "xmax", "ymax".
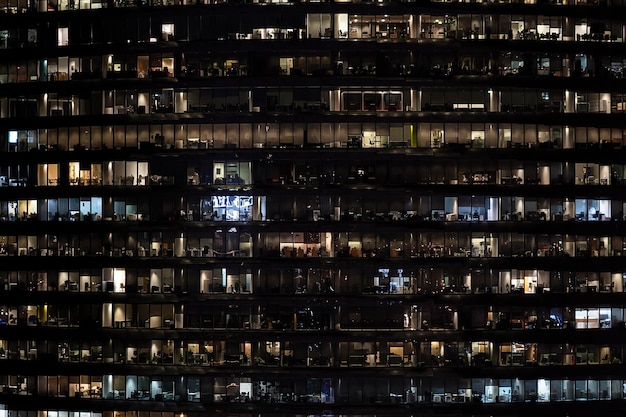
[{"xmin": 1, "ymin": 1, "xmax": 626, "ymax": 417}]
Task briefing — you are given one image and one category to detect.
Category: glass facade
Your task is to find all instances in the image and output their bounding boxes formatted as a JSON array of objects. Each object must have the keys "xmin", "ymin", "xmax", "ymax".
[{"xmin": 1, "ymin": 1, "xmax": 626, "ymax": 417}]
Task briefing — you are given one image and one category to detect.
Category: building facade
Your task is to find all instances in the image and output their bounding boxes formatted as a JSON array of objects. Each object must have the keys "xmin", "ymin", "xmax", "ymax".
[{"xmin": 1, "ymin": 1, "xmax": 626, "ymax": 417}]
